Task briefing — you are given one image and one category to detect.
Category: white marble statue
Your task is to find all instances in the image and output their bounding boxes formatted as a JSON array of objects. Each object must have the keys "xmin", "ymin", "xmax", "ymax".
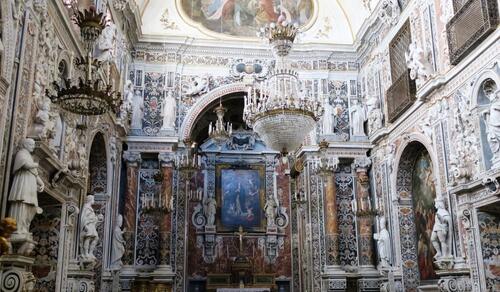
[
  {"xmin": 485, "ymin": 90, "xmax": 500, "ymax": 169},
  {"xmin": 119, "ymin": 80, "xmax": 134, "ymax": 121},
  {"xmin": 405, "ymin": 40, "xmax": 433, "ymax": 81},
  {"xmin": 322, "ymin": 97, "xmax": 334, "ymax": 134},
  {"xmin": 8, "ymin": 138, "xmax": 44, "ymax": 235},
  {"xmin": 366, "ymin": 95, "xmax": 383, "ymax": 134},
  {"xmin": 185, "ymin": 75, "xmax": 209, "ymax": 96},
  {"xmin": 431, "ymin": 199, "xmax": 452, "ymax": 260},
  {"xmin": 80, "ymin": 195, "xmax": 102, "ymax": 261},
  {"xmin": 378, "ymin": 0, "xmax": 400, "ymax": 25},
  {"xmin": 374, "ymin": 216, "xmax": 391, "ymax": 268},
  {"xmin": 264, "ymin": 194, "xmax": 279, "ymax": 227},
  {"xmin": 161, "ymin": 91, "xmax": 177, "ymax": 130},
  {"xmin": 131, "ymin": 90, "xmax": 144, "ymax": 129},
  {"xmin": 97, "ymin": 23, "xmax": 116, "ymax": 62},
  {"xmin": 110, "ymin": 215, "xmax": 125, "ymax": 270},
  {"xmin": 350, "ymin": 99, "xmax": 367, "ymax": 136},
  {"xmin": 32, "ymin": 97, "xmax": 52, "ymax": 139},
  {"xmin": 203, "ymin": 195, "xmax": 216, "ymax": 226}
]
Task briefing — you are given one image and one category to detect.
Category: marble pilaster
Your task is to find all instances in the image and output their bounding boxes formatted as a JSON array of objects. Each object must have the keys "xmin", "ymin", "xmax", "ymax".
[
  {"xmin": 122, "ymin": 151, "xmax": 141, "ymax": 266},
  {"xmin": 324, "ymin": 173, "xmax": 341, "ymax": 268}
]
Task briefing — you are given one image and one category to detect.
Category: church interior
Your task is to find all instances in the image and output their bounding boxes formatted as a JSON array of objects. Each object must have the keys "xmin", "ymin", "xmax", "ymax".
[{"xmin": 0, "ymin": 0, "xmax": 499, "ymax": 291}]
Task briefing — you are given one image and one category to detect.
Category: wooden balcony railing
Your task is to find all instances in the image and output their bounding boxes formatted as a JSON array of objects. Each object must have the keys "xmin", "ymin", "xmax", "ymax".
[{"xmin": 386, "ymin": 70, "xmax": 416, "ymax": 123}]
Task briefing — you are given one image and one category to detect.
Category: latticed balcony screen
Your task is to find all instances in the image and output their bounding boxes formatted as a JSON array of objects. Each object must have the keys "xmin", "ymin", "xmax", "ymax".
[
  {"xmin": 447, "ymin": 0, "xmax": 499, "ymax": 65},
  {"xmin": 386, "ymin": 21, "xmax": 416, "ymax": 123}
]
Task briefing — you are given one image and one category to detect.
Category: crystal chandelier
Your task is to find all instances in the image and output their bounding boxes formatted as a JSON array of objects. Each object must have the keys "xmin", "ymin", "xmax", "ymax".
[
  {"xmin": 208, "ymin": 100, "xmax": 232, "ymax": 145},
  {"xmin": 244, "ymin": 22, "xmax": 323, "ymax": 153},
  {"xmin": 47, "ymin": 6, "xmax": 121, "ymax": 116},
  {"xmin": 311, "ymin": 140, "xmax": 339, "ymax": 177}
]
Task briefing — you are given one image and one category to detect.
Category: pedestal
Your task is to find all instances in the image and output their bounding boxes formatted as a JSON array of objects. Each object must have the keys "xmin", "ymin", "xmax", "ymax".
[
  {"xmin": 0, "ymin": 255, "xmax": 36, "ymax": 292},
  {"xmin": 436, "ymin": 269, "xmax": 472, "ymax": 292},
  {"xmin": 66, "ymin": 261, "xmax": 96, "ymax": 292}
]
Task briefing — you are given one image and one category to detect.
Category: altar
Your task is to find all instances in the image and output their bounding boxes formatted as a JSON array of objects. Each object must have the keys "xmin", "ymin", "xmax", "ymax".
[{"xmin": 217, "ymin": 289, "xmax": 270, "ymax": 292}]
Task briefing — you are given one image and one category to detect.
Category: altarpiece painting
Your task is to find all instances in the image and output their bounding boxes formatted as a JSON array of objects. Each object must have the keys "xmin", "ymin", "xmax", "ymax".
[{"xmin": 216, "ymin": 165, "xmax": 265, "ymax": 232}]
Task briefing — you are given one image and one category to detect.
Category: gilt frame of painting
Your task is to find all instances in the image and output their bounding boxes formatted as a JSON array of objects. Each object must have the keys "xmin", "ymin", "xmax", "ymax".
[{"xmin": 216, "ymin": 164, "xmax": 266, "ymax": 232}]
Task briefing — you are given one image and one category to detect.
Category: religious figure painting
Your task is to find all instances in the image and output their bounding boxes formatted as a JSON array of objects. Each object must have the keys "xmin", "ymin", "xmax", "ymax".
[
  {"xmin": 411, "ymin": 150, "xmax": 438, "ymax": 281},
  {"xmin": 180, "ymin": 0, "xmax": 314, "ymax": 37},
  {"xmin": 217, "ymin": 166, "xmax": 265, "ymax": 231}
]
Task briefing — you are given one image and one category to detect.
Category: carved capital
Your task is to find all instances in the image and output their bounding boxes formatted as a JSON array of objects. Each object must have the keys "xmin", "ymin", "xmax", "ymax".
[
  {"xmin": 158, "ymin": 152, "xmax": 175, "ymax": 167},
  {"xmin": 354, "ymin": 156, "xmax": 372, "ymax": 171},
  {"xmin": 123, "ymin": 151, "xmax": 141, "ymax": 166}
]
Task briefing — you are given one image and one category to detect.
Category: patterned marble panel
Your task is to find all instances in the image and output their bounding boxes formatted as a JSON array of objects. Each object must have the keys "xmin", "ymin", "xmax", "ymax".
[
  {"xmin": 135, "ymin": 159, "xmax": 161, "ymax": 266},
  {"xmin": 143, "ymin": 72, "xmax": 165, "ymax": 135},
  {"xmin": 477, "ymin": 211, "xmax": 500, "ymax": 291},
  {"xmin": 335, "ymin": 168, "xmax": 358, "ymax": 268},
  {"xmin": 31, "ymin": 206, "xmax": 61, "ymax": 292}
]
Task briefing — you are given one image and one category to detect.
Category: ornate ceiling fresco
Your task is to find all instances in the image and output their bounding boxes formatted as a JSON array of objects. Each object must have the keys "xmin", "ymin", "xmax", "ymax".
[
  {"xmin": 180, "ymin": 0, "xmax": 315, "ymax": 37},
  {"xmin": 134, "ymin": 0, "xmax": 381, "ymax": 45}
]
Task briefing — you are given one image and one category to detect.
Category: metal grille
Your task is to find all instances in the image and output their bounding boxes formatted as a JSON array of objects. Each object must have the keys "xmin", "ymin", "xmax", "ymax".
[
  {"xmin": 389, "ymin": 21, "xmax": 412, "ymax": 81},
  {"xmin": 387, "ymin": 20, "xmax": 416, "ymax": 123},
  {"xmin": 453, "ymin": 0, "xmax": 471, "ymax": 12},
  {"xmin": 447, "ymin": 0, "xmax": 499, "ymax": 65},
  {"xmin": 387, "ymin": 70, "xmax": 416, "ymax": 122}
]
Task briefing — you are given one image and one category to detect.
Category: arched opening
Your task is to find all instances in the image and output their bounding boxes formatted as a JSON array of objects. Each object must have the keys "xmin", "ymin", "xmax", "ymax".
[
  {"xmin": 87, "ymin": 132, "xmax": 108, "ymax": 291},
  {"xmin": 477, "ymin": 78, "xmax": 499, "ymax": 170},
  {"xmin": 190, "ymin": 92, "xmax": 246, "ymax": 146},
  {"xmin": 396, "ymin": 141, "xmax": 438, "ymax": 290}
]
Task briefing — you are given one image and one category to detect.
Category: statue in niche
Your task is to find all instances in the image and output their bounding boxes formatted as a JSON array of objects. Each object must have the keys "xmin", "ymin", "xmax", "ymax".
[
  {"xmin": 374, "ymin": 216, "xmax": 391, "ymax": 268},
  {"xmin": 80, "ymin": 195, "xmax": 103, "ymax": 262},
  {"xmin": 97, "ymin": 23, "xmax": 116, "ymax": 62},
  {"xmin": 350, "ymin": 99, "xmax": 367, "ymax": 136},
  {"xmin": 119, "ymin": 80, "xmax": 134, "ymax": 121},
  {"xmin": 203, "ymin": 194, "xmax": 216, "ymax": 227},
  {"xmin": 366, "ymin": 95, "xmax": 383, "ymax": 134},
  {"xmin": 8, "ymin": 138, "xmax": 44, "ymax": 236},
  {"xmin": 185, "ymin": 75, "xmax": 209, "ymax": 97},
  {"xmin": 49, "ymin": 114, "xmax": 63, "ymax": 151},
  {"xmin": 264, "ymin": 193, "xmax": 279, "ymax": 227},
  {"xmin": 161, "ymin": 90, "xmax": 177, "ymax": 130},
  {"xmin": 484, "ymin": 90, "xmax": 500, "ymax": 169},
  {"xmin": 110, "ymin": 214, "xmax": 125, "ymax": 270},
  {"xmin": 322, "ymin": 97, "xmax": 334, "ymax": 134},
  {"xmin": 405, "ymin": 40, "xmax": 433, "ymax": 81},
  {"xmin": 131, "ymin": 90, "xmax": 144, "ymax": 129},
  {"xmin": 431, "ymin": 198, "xmax": 452, "ymax": 260}
]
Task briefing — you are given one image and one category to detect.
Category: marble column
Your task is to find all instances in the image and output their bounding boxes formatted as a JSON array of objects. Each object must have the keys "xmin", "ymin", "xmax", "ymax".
[
  {"xmin": 122, "ymin": 151, "xmax": 141, "ymax": 265},
  {"xmin": 158, "ymin": 153, "xmax": 174, "ymax": 265},
  {"xmin": 324, "ymin": 173, "xmax": 340, "ymax": 267},
  {"xmin": 354, "ymin": 157, "xmax": 376, "ymax": 271}
]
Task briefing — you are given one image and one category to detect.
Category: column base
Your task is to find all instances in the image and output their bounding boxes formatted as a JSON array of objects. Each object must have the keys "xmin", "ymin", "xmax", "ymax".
[
  {"xmin": 151, "ymin": 265, "xmax": 175, "ymax": 283},
  {"xmin": 322, "ymin": 269, "xmax": 346, "ymax": 292},
  {"xmin": 436, "ymin": 269, "xmax": 472, "ymax": 292},
  {"xmin": 0, "ymin": 255, "xmax": 36, "ymax": 292}
]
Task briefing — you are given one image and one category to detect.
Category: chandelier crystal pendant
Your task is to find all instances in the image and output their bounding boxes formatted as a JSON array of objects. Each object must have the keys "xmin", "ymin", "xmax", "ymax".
[
  {"xmin": 244, "ymin": 22, "xmax": 323, "ymax": 153},
  {"xmin": 47, "ymin": 6, "xmax": 121, "ymax": 116},
  {"xmin": 208, "ymin": 100, "xmax": 233, "ymax": 145}
]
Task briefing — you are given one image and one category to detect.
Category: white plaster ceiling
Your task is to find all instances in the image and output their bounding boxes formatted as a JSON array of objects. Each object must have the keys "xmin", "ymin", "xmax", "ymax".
[{"xmin": 135, "ymin": 0, "xmax": 380, "ymax": 45}]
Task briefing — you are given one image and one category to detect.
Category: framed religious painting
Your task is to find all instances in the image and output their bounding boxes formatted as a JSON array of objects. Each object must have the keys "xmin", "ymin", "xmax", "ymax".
[{"xmin": 216, "ymin": 164, "xmax": 266, "ymax": 232}]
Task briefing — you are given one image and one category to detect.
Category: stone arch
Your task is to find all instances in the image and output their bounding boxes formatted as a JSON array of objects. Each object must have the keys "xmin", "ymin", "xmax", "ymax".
[
  {"xmin": 470, "ymin": 63, "xmax": 499, "ymax": 108},
  {"xmin": 394, "ymin": 139, "xmax": 440, "ymax": 291},
  {"xmin": 179, "ymin": 82, "xmax": 249, "ymax": 141}
]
